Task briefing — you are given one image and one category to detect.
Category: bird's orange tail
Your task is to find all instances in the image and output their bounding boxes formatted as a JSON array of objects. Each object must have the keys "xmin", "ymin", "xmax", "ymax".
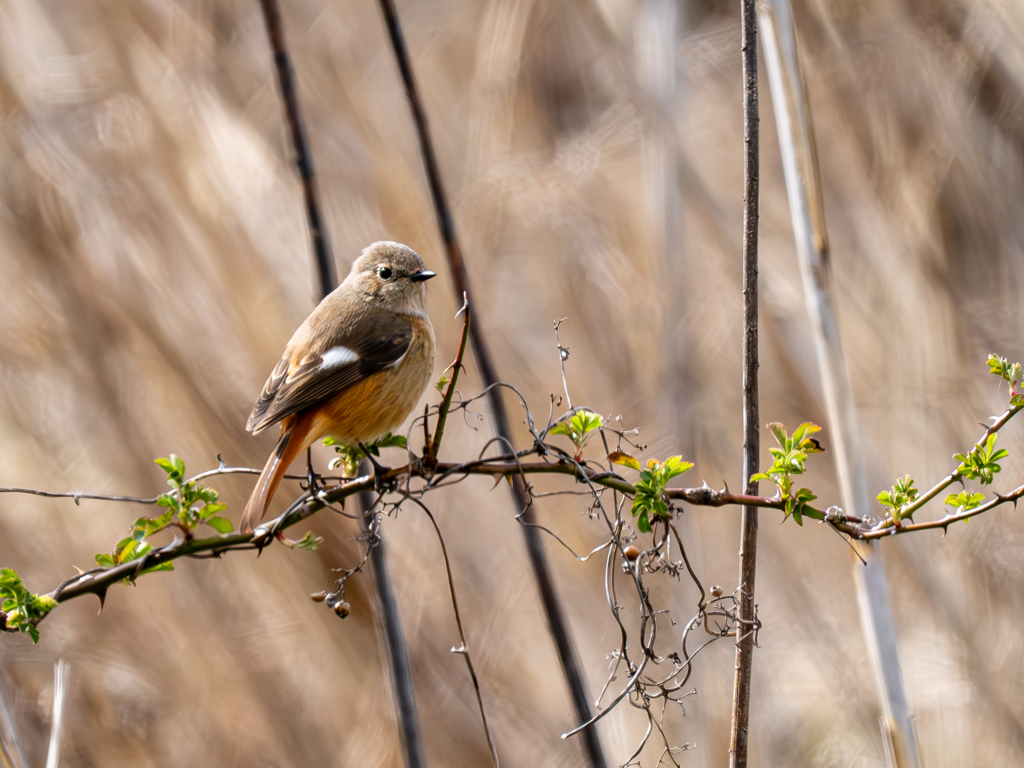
[{"xmin": 240, "ymin": 415, "xmax": 312, "ymax": 533}]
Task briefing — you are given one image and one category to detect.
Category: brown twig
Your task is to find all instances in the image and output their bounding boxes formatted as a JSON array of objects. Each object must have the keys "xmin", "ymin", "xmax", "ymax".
[
  {"xmin": 375, "ymin": 2, "xmax": 607, "ymax": 765},
  {"xmin": 428, "ymin": 296, "xmax": 470, "ymax": 462},
  {"xmin": 730, "ymin": 1, "xmax": 760, "ymax": 766},
  {"xmin": 0, "ymin": 466, "xmax": 332, "ymax": 507}
]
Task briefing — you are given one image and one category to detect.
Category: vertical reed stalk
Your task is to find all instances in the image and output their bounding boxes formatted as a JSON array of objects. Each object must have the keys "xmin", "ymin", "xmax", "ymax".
[
  {"xmin": 729, "ymin": 0, "xmax": 760, "ymax": 765},
  {"xmin": 757, "ymin": 4, "xmax": 920, "ymax": 765}
]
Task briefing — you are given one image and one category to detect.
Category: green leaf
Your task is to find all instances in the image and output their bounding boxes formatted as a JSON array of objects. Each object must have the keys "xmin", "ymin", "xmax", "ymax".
[
  {"xmin": 943, "ymin": 490, "xmax": 985, "ymax": 511},
  {"xmin": 798, "ymin": 436, "xmax": 825, "ymax": 454},
  {"xmin": 768, "ymin": 422, "xmax": 788, "ymax": 447},
  {"xmin": 608, "ymin": 451, "xmax": 641, "ymax": 471},
  {"xmin": 138, "ymin": 562, "xmax": 174, "ymax": 576},
  {"xmin": 753, "ymin": 421, "xmax": 824, "ymax": 518},
  {"xmin": 134, "ymin": 542, "xmax": 154, "ymax": 558},
  {"xmin": 197, "ymin": 488, "xmax": 219, "ymax": 504},
  {"xmin": 154, "ymin": 458, "xmax": 176, "ymax": 475},
  {"xmin": 550, "ymin": 410, "xmax": 603, "ymax": 452},
  {"xmin": 1, "ymin": 569, "xmax": 56, "ymax": 643},
  {"xmin": 435, "ymin": 374, "xmax": 450, "ymax": 393},
  {"xmin": 988, "ymin": 353, "xmax": 1024, "ymax": 396},
  {"xmin": 290, "ymin": 531, "xmax": 324, "ymax": 551},
  {"xmin": 637, "ymin": 509, "xmax": 652, "ymax": 533},
  {"xmin": 373, "ymin": 433, "xmax": 408, "ymax": 450},
  {"xmin": 789, "ymin": 500, "xmax": 803, "ymax": 526},
  {"xmin": 662, "ymin": 456, "xmax": 694, "ymax": 481},
  {"xmin": 117, "ymin": 538, "xmax": 138, "ymax": 562},
  {"xmin": 327, "ymin": 442, "xmax": 362, "ymax": 477},
  {"xmin": 955, "ymin": 434, "xmax": 1008, "ymax": 485},
  {"xmin": 325, "ymin": 434, "xmax": 407, "ymax": 477},
  {"xmin": 791, "ymin": 422, "xmax": 821, "ymax": 444},
  {"xmin": 205, "ymin": 516, "xmax": 233, "ymax": 534},
  {"xmin": 199, "ymin": 502, "xmax": 228, "ymax": 520},
  {"xmin": 574, "ymin": 410, "xmax": 603, "ymax": 435},
  {"xmin": 627, "ymin": 453, "xmax": 694, "ymax": 530},
  {"xmin": 549, "ymin": 422, "xmax": 573, "ymax": 438},
  {"xmin": 877, "ymin": 475, "xmax": 918, "ymax": 524}
]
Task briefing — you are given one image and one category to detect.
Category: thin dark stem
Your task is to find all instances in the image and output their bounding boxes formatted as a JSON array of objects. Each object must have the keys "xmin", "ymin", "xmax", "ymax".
[
  {"xmin": 375, "ymin": 2, "xmax": 607, "ymax": 766},
  {"xmin": 0, "ymin": 467, "xmax": 332, "ymax": 506},
  {"xmin": 408, "ymin": 497, "xmax": 500, "ymax": 767},
  {"xmin": 257, "ymin": 2, "xmax": 420, "ymax": 764},
  {"xmin": 730, "ymin": 2, "xmax": 760, "ymax": 767},
  {"xmin": 258, "ymin": 0, "xmax": 337, "ymax": 296},
  {"xmin": 362, "ymin": 487, "xmax": 426, "ymax": 768},
  {"xmin": 429, "ymin": 297, "xmax": 470, "ymax": 461}
]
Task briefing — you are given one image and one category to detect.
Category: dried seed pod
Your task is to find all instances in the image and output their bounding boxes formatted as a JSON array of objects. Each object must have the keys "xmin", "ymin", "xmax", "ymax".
[
  {"xmin": 310, "ymin": 591, "xmax": 328, "ymax": 602},
  {"xmin": 623, "ymin": 545, "xmax": 640, "ymax": 562},
  {"xmin": 710, "ymin": 585, "xmax": 723, "ymax": 598},
  {"xmin": 334, "ymin": 600, "xmax": 351, "ymax": 619}
]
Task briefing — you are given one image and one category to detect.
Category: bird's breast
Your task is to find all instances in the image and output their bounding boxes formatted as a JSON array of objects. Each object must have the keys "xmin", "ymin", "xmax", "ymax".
[{"xmin": 311, "ymin": 317, "xmax": 435, "ymax": 445}]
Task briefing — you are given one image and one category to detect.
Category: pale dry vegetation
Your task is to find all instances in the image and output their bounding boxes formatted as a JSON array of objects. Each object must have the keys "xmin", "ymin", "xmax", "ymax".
[{"xmin": 1, "ymin": 0, "xmax": 1023, "ymax": 765}]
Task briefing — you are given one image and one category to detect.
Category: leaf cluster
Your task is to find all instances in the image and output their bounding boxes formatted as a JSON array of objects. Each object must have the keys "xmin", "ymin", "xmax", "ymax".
[
  {"xmin": 326, "ymin": 433, "xmax": 407, "ymax": 477},
  {"xmin": 95, "ymin": 455, "xmax": 229, "ymax": 576},
  {"xmin": 943, "ymin": 490, "xmax": 986, "ymax": 515},
  {"xmin": 876, "ymin": 475, "xmax": 919, "ymax": 526},
  {"xmin": 751, "ymin": 422, "xmax": 823, "ymax": 525},
  {"xmin": 610, "ymin": 453, "xmax": 693, "ymax": 533},
  {"xmin": 1, "ymin": 568, "xmax": 56, "ymax": 643},
  {"xmin": 549, "ymin": 410, "xmax": 603, "ymax": 459},
  {"xmin": 988, "ymin": 353, "xmax": 1024, "ymax": 403},
  {"xmin": 954, "ymin": 434, "xmax": 1008, "ymax": 486}
]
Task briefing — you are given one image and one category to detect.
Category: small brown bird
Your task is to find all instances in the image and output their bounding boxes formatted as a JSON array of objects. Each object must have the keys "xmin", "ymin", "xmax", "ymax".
[{"xmin": 240, "ymin": 241, "xmax": 436, "ymax": 533}]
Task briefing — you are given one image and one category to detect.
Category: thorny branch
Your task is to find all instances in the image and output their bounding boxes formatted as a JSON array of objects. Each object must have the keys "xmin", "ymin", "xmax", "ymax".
[
  {"xmin": 7, "ymin": 397, "xmax": 1024, "ymax": 607},
  {"xmin": 5, "ymin": 342, "xmax": 1024, "ymax": 766}
]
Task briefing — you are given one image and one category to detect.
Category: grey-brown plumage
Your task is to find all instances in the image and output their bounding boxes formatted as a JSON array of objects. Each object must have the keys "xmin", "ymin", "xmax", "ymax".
[
  {"xmin": 241, "ymin": 242, "xmax": 436, "ymax": 532},
  {"xmin": 247, "ymin": 306, "xmax": 415, "ymax": 434}
]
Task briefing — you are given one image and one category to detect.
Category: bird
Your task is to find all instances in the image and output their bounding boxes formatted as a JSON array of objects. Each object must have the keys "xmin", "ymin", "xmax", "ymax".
[{"xmin": 240, "ymin": 241, "xmax": 436, "ymax": 533}]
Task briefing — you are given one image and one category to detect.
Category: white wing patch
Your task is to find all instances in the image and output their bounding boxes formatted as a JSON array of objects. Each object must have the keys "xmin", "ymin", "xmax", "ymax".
[{"xmin": 320, "ymin": 346, "xmax": 358, "ymax": 369}]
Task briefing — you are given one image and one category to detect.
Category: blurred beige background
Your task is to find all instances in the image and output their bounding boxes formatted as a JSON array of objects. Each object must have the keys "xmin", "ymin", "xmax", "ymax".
[{"xmin": 1, "ymin": 0, "xmax": 1024, "ymax": 765}]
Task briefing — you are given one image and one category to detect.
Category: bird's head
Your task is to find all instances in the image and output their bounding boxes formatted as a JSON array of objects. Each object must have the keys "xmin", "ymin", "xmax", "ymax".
[{"xmin": 349, "ymin": 241, "xmax": 435, "ymax": 316}]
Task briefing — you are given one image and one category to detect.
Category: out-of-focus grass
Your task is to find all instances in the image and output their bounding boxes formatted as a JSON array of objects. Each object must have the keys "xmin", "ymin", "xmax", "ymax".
[{"xmin": 1, "ymin": 0, "xmax": 1023, "ymax": 765}]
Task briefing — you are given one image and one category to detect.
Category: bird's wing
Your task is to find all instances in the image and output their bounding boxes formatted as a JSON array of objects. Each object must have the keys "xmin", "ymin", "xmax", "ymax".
[{"xmin": 246, "ymin": 308, "xmax": 413, "ymax": 434}]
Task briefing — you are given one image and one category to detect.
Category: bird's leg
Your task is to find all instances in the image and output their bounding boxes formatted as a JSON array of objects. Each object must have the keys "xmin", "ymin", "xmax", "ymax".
[
  {"xmin": 358, "ymin": 442, "xmax": 391, "ymax": 494},
  {"xmin": 305, "ymin": 447, "xmax": 320, "ymax": 496}
]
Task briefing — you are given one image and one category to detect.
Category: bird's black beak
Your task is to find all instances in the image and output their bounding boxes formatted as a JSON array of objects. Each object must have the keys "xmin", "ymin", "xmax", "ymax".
[{"xmin": 409, "ymin": 270, "xmax": 436, "ymax": 282}]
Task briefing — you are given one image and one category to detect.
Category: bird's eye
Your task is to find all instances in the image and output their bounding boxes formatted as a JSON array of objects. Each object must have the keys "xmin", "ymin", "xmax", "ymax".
[{"xmin": 378, "ymin": 266, "xmax": 393, "ymax": 280}]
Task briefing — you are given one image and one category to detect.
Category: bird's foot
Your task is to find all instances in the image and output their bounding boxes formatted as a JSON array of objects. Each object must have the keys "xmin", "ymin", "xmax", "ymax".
[
  {"xmin": 358, "ymin": 443, "xmax": 393, "ymax": 494},
  {"xmin": 304, "ymin": 447, "xmax": 322, "ymax": 497}
]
